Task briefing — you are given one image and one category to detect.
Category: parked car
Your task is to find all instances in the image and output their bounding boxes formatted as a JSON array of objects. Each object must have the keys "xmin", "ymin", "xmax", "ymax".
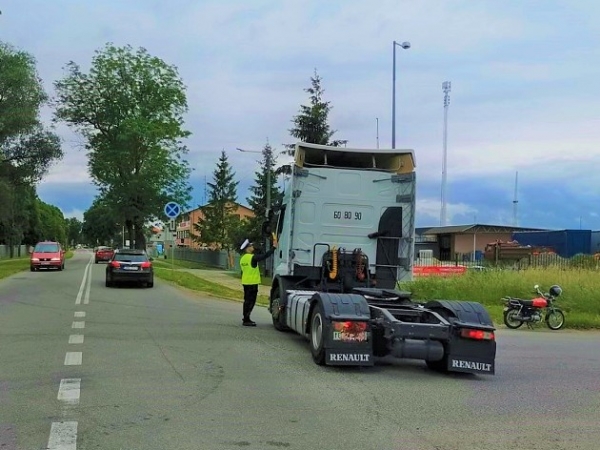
[
  {"xmin": 30, "ymin": 241, "xmax": 65, "ymax": 271},
  {"xmin": 105, "ymin": 249, "xmax": 154, "ymax": 288},
  {"xmin": 95, "ymin": 246, "xmax": 115, "ymax": 263}
]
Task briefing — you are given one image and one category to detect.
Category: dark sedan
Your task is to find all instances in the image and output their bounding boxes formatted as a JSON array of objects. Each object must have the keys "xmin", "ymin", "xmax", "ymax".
[{"xmin": 105, "ymin": 249, "xmax": 154, "ymax": 288}]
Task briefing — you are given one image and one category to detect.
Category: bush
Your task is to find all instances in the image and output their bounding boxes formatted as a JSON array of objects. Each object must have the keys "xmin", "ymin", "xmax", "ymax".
[{"xmin": 399, "ymin": 268, "xmax": 600, "ymax": 329}]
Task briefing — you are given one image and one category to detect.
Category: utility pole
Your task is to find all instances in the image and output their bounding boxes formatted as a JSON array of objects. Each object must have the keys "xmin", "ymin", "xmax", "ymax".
[
  {"xmin": 440, "ymin": 81, "xmax": 451, "ymax": 226},
  {"xmin": 513, "ymin": 171, "xmax": 519, "ymax": 226}
]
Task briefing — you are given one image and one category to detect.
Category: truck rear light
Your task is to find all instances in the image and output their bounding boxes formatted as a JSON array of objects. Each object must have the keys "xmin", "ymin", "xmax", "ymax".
[
  {"xmin": 141, "ymin": 262, "xmax": 151, "ymax": 268},
  {"xmin": 460, "ymin": 329, "xmax": 495, "ymax": 341},
  {"xmin": 333, "ymin": 321, "xmax": 368, "ymax": 333}
]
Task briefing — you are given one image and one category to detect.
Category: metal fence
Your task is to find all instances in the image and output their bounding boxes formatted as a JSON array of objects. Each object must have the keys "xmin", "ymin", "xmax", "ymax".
[
  {"xmin": 172, "ymin": 247, "xmax": 241, "ymax": 271},
  {"xmin": 416, "ymin": 252, "xmax": 599, "ymax": 270},
  {"xmin": 0, "ymin": 245, "xmax": 28, "ymax": 259}
]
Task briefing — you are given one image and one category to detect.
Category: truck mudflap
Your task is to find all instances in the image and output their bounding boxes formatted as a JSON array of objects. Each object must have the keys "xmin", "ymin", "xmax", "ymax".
[
  {"xmin": 424, "ymin": 300, "xmax": 497, "ymax": 375},
  {"xmin": 309, "ymin": 293, "xmax": 374, "ymax": 367}
]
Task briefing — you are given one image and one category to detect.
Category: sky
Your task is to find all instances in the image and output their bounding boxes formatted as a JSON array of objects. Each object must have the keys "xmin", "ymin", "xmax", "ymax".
[{"xmin": 2, "ymin": 0, "xmax": 600, "ymax": 229}]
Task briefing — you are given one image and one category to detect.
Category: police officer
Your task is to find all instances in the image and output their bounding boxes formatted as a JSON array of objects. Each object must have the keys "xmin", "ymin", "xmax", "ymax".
[{"xmin": 239, "ymin": 238, "xmax": 277, "ymax": 326}]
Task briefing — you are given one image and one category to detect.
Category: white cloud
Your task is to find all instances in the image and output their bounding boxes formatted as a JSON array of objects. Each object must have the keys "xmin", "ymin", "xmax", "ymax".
[
  {"xmin": 3, "ymin": 0, "xmax": 600, "ymax": 229},
  {"xmin": 60, "ymin": 208, "xmax": 85, "ymax": 221},
  {"xmin": 416, "ymin": 197, "xmax": 477, "ymax": 225}
]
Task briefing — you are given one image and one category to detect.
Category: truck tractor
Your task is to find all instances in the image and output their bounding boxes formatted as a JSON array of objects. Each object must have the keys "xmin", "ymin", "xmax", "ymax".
[{"xmin": 264, "ymin": 142, "xmax": 496, "ymax": 375}]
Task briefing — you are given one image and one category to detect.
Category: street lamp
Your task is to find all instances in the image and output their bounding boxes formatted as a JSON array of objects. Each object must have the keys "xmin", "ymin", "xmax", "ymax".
[
  {"xmin": 392, "ymin": 40, "xmax": 411, "ymax": 149},
  {"xmin": 237, "ymin": 146, "xmax": 273, "ymax": 276}
]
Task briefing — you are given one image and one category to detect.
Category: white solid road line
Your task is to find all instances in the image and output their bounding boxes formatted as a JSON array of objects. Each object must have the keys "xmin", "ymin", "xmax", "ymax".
[
  {"xmin": 47, "ymin": 421, "xmax": 78, "ymax": 450},
  {"xmin": 68, "ymin": 335, "xmax": 84, "ymax": 344},
  {"xmin": 71, "ymin": 321, "xmax": 85, "ymax": 329},
  {"xmin": 64, "ymin": 352, "xmax": 82, "ymax": 366},
  {"xmin": 75, "ymin": 256, "xmax": 94, "ymax": 305},
  {"xmin": 74, "ymin": 312, "xmax": 86, "ymax": 318},
  {"xmin": 57, "ymin": 379, "xmax": 81, "ymax": 405}
]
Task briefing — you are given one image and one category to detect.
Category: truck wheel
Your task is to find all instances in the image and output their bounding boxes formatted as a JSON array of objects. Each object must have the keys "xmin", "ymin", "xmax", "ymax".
[
  {"xmin": 270, "ymin": 286, "xmax": 289, "ymax": 332},
  {"xmin": 309, "ymin": 302, "xmax": 326, "ymax": 365},
  {"xmin": 425, "ymin": 307, "xmax": 453, "ymax": 373}
]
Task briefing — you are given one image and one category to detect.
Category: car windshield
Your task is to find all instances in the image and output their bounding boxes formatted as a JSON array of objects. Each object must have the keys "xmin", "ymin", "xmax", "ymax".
[
  {"xmin": 114, "ymin": 253, "xmax": 148, "ymax": 263},
  {"xmin": 34, "ymin": 243, "xmax": 59, "ymax": 253}
]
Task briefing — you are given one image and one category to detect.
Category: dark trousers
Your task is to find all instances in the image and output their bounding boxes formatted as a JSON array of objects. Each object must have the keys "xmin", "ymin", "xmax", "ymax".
[{"xmin": 242, "ymin": 284, "xmax": 259, "ymax": 321}]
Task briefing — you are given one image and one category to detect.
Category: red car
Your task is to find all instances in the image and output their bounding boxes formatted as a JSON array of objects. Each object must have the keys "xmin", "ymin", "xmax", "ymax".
[
  {"xmin": 95, "ymin": 246, "xmax": 115, "ymax": 263},
  {"xmin": 30, "ymin": 241, "xmax": 65, "ymax": 271}
]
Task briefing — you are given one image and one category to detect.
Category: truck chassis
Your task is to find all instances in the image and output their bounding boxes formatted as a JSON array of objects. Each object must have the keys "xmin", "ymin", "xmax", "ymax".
[{"xmin": 270, "ymin": 261, "xmax": 496, "ymax": 376}]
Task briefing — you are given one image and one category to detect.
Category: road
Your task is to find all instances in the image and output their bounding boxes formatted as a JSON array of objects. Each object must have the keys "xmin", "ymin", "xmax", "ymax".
[{"xmin": 0, "ymin": 250, "xmax": 599, "ymax": 450}]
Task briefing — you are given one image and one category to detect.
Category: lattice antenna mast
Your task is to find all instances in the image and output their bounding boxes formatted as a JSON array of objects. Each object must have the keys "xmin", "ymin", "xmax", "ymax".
[{"xmin": 440, "ymin": 81, "xmax": 451, "ymax": 226}]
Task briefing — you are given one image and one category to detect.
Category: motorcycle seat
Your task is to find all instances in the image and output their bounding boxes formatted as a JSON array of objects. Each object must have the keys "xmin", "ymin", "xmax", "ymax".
[{"xmin": 506, "ymin": 297, "xmax": 534, "ymax": 306}]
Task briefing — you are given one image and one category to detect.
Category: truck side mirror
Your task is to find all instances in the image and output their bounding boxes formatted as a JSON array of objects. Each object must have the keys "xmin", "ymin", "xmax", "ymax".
[{"xmin": 261, "ymin": 221, "xmax": 272, "ymax": 236}]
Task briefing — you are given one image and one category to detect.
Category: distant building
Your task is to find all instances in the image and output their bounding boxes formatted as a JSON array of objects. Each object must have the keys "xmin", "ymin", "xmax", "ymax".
[
  {"xmin": 176, "ymin": 202, "xmax": 255, "ymax": 249},
  {"xmin": 416, "ymin": 224, "xmax": 548, "ymax": 262}
]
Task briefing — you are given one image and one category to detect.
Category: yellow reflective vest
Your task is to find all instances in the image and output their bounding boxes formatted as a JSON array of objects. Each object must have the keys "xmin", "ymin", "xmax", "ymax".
[{"xmin": 240, "ymin": 253, "xmax": 261, "ymax": 285}]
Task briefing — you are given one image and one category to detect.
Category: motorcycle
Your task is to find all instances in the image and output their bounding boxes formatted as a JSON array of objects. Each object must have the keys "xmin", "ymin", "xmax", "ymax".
[{"xmin": 502, "ymin": 284, "xmax": 565, "ymax": 330}]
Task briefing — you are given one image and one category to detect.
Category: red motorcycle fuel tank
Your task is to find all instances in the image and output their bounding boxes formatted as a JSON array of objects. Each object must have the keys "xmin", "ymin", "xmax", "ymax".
[{"xmin": 532, "ymin": 297, "xmax": 548, "ymax": 308}]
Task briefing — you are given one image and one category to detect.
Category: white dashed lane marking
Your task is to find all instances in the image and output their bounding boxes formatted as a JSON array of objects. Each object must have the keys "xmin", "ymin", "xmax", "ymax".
[
  {"xmin": 74, "ymin": 312, "xmax": 86, "ymax": 318},
  {"xmin": 68, "ymin": 334, "xmax": 84, "ymax": 344},
  {"xmin": 47, "ymin": 421, "xmax": 78, "ymax": 450},
  {"xmin": 71, "ymin": 321, "xmax": 85, "ymax": 329},
  {"xmin": 57, "ymin": 379, "xmax": 81, "ymax": 405},
  {"xmin": 64, "ymin": 352, "xmax": 82, "ymax": 366}
]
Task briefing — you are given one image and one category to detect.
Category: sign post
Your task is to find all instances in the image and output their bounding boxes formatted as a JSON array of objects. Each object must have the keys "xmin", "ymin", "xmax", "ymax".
[{"xmin": 164, "ymin": 202, "xmax": 181, "ymax": 272}]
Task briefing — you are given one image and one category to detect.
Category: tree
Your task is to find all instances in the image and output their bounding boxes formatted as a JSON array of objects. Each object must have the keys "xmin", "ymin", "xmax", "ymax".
[
  {"xmin": 0, "ymin": 42, "xmax": 47, "ymax": 143},
  {"xmin": 53, "ymin": 43, "xmax": 192, "ymax": 250},
  {"xmin": 0, "ymin": 41, "xmax": 64, "ymax": 254},
  {"xmin": 65, "ymin": 217, "xmax": 83, "ymax": 246},
  {"xmin": 36, "ymin": 199, "xmax": 67, "ymax": 245},
  {"xmin": 278, "ymin": 69, "xmax": 346, "ymax": 175},
  {"xmin": 193, "ymin": 150, "xmax": 239, "ymax": 253},
  {"xmin": 81, "ymin": 196, "xmax": 122, "ymax": 246},
  {"xmin": 245, "ymin": 141, "xmax": 282, "ymax": 245}
]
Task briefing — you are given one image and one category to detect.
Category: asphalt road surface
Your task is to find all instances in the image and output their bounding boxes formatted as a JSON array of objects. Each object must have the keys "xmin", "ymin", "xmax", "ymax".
[{"xmin": 1, "ymin": 250, "xmax": 599, "ymax": 450}]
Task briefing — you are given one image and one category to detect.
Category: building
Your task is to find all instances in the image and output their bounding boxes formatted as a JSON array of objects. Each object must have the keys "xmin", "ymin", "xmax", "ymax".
[
  {"xmin": 175, "ymin": 202, "xmax": 255, "ymax": 248},
  {"xmin": 416, "ymin": 224, "xmax": 548, "ymax": 262}
]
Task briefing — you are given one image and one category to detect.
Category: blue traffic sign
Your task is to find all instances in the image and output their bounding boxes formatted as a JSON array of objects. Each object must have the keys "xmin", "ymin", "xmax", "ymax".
[{"xmin": 164, "ymin": 201, "xmax": 181, "ymax": 219}]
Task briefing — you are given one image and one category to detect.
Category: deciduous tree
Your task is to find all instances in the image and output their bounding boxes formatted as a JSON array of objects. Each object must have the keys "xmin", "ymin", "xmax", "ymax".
[{"xmin": 53, "ymin": 43, "xmax": 192, "ymax": 249}]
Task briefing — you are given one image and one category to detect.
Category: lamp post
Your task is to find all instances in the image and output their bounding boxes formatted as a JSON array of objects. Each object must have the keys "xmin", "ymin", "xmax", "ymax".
[
  {"xmin": 237, "ymin": 146, "xmax": 273, "ymax": 276},
  {"xmin": 392, "ymin": 40, "xmax": 411, "ymax": 149}
]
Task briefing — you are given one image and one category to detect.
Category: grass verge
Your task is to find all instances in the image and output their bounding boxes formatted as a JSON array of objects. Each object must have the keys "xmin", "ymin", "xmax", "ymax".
[
  {"xmin": 152, "ymin": 257, "xmax": 215, "ymax": 270},
  {"xmin": 400, "ymin": 268, "xmax": 600, "ymax": 329},
  {"xmin": 0, "ymin": 259, "xmax": 29, "ymax": 280},
  {"xmin": 0, "ymin": 250, "xmax": 74, "ymax": 281},
  {"xmin": 154, "ymin": 267, "xmax": 270, "ymax": 306}
]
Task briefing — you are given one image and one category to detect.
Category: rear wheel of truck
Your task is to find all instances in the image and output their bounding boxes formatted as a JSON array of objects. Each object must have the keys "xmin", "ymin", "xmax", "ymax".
[
  {"xmin": 270, "ymin": 286, "xmax": 289, "ymax": 332},
  {"xmin": 425, "ymin": 307, "xmax": 453, "ymax": 373},
  {"xmin": 309, "ymin": 302, "xmax": 326, "ymax": 365}
]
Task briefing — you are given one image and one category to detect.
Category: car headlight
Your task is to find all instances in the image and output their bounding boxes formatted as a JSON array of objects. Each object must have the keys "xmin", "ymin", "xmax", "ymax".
[
  {"xmin": 31, "ymin": 258, "xmax": 39, "ymax": 262},
  {"xmin": 51, "ymin": 257, "xmax": 61, "ymax": 261}
]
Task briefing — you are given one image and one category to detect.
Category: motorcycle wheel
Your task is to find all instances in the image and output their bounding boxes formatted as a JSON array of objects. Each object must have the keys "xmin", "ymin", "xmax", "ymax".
[
  {"xmin": 503, "ymin": 309, "xmax": 524, "ymax": 329},
  {"xmin": 546, "ymin": 309, "xmax": 565, "ymax": 330}
]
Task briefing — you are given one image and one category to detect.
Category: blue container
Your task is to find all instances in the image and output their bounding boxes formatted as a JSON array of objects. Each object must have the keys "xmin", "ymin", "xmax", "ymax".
[{"xmin": 511, "ymin": 230, "xmax": 592, "ymax": 258}]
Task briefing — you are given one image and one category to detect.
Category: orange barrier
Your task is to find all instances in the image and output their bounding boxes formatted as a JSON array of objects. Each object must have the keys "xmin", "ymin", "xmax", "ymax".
[{"xmin": 413, "ymin": 265, "xmax": 467, "ymax": 277}]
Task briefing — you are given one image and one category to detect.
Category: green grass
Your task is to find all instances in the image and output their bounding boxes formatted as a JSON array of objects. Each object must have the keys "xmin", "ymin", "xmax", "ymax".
[
  {"xmin": 400, "ymin": 268, "xmax": 600, "ymax": 329},
  {"xmin": 154, "ymin": 267, "xmax": 270, "ymax": 306},
  {"xmin": 0, "ymin": 258, "xmax": 30, "ymax": 280},
  {"xmin": 152, "ymin": 257, "xmax": 216, "ymax": 270},
  {"xmin": 0, "ymin": 250, "xmax": 74, "ymax": 280}
]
